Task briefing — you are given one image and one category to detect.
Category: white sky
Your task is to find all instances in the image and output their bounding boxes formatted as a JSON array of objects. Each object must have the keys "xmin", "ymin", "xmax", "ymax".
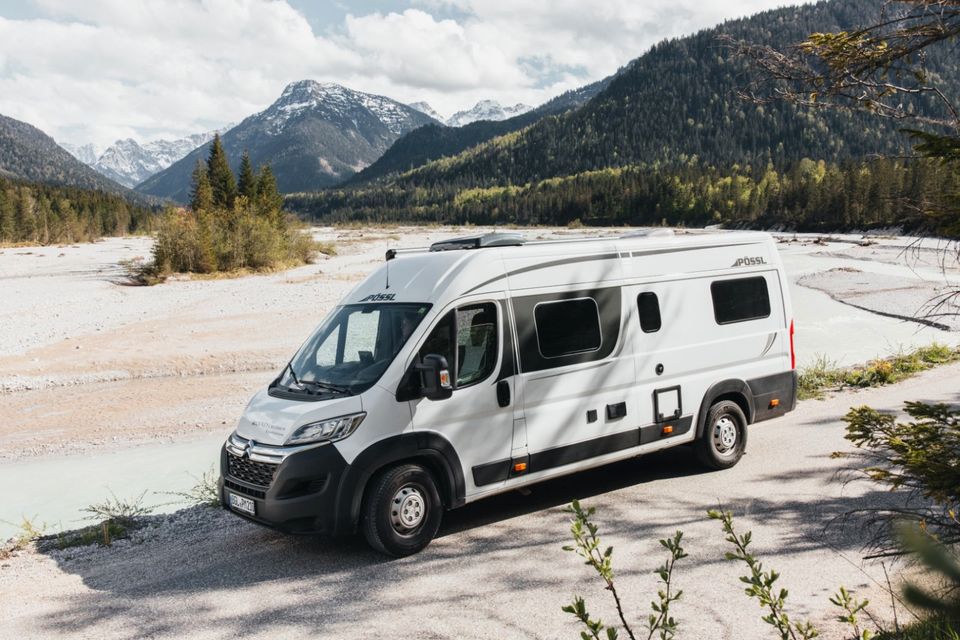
[{"xmin": 0, "ymin": 0, "xmax": 800, "ymax": 150}]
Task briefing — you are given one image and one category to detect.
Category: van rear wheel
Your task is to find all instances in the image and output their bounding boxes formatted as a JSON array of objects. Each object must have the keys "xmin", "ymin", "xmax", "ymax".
[
  {"xmin": 361, "ymin": 463, "xmax": 443, "ymax": 557},
  {"xmin": 695, "ymin": 400, "xmax": 747, "ymax": 470}
]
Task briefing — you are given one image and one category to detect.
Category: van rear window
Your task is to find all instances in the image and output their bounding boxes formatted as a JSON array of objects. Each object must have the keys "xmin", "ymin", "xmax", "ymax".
[
  {"xmin": 637, "ymin": 292, "xmax": 661, "ymax": 333},
  {"xmin": 711, "ymin": 277, "xmax": 771, "ymax": 324},
  {"xmin": 534, "ymin": 298, "xmax": 602, "ymax": 357}
]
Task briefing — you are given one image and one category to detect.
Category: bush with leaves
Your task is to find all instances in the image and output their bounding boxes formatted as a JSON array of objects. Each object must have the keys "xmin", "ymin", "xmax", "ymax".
[{"xmin": 839, "ymin": 402, "xmax": 960, "ymax": 553}]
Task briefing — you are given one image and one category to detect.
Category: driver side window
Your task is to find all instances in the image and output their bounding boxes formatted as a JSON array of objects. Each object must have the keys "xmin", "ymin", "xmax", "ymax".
[{"xmin": 419, "ymin": 302, "xmax": 499, "ymax": 388}]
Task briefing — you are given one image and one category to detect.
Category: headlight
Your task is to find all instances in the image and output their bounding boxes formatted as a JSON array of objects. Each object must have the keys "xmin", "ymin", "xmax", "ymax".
[{"xmin": 285, "ymin": 412, "xmax": 366, "ymax": 445}]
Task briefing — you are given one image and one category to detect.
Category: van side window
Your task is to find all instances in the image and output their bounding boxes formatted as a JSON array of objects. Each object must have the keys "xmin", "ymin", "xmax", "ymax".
[
  {"xmin": 418, "ymin": 303, "xmax": 498, "ymax": 388},
  {"xmin": 534, "ymin": 298, "xmax": 602, "ymax": 358},
  {"xmin": 637, "ymin": 292, "xmax": 661, "ymax": 333},
  {"xmin": 711, "ymin": 277, "xmax": 771, "ymax": 324},
  {"xmin": 455, "ymin": 303, "xmax": 498, "ymax": 386}
]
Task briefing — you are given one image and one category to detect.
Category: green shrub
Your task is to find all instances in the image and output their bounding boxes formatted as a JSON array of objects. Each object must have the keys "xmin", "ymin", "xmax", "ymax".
[{"xmin": 840, "ymin": 402, "xmax": 960, "ymax": 551}]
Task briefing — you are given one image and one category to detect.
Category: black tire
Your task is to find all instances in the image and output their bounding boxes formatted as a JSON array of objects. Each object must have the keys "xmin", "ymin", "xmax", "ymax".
[
  {"xmin": 695, "ymin": 400, "xmax": 748, "ymax": 470},
  {"xmin": 361, "ymin": 463, "xmax": 443, "ymax": 557}
]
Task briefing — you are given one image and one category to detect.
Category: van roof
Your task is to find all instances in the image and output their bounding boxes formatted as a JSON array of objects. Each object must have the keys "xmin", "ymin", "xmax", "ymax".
[{"xmin": 348, "ymin": 229, "xmax": 776, "ymax": 308}]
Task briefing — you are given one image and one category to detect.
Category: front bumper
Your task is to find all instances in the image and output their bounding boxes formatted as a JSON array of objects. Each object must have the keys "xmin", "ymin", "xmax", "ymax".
[{"xmin": 219, "ymin": 436, "xmax": 349, "ymax": 535}]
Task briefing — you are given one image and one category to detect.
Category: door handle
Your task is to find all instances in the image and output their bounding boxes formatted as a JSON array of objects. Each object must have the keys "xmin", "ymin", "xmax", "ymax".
[{"xmin": 496, "ymin": 380, "xmax": 511, "ymax": 407}]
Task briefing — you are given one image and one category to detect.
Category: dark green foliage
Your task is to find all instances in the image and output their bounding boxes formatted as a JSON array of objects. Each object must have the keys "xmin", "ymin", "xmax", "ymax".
[
  {"xmin": 144, "ymin": 146, "xmax": 316, "ymax": 279},
  {"xmin": 237, "ymin": 150, "xmax": 257, "ymax": 200},
  {"xmin": 206, "ymin": 134, "xmax": 236, "ymax": 209},
  {"xmin": 189, "ymin": 159, "xmax": 213, "ymax": 212},
  {"xmin": 0, "ymin": 175, "xmax": 153, "ymax": 244},
  {"xmin": 288, "ymin": 158, "xmax": 960, "ymax": 235},
  {"xmin": 841, "ymin": 402, "xmax": 960, "ymax": 547}
]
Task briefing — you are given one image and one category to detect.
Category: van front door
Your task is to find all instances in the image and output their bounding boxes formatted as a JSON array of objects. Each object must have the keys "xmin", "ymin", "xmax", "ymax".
[{"xmin": 407, "ymin": 298, "xmax": 518, "ymax": 496}]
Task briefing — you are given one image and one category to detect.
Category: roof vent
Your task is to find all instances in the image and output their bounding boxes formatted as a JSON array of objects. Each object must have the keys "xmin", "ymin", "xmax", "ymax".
[
  {"xmin": 429, "ymin": 232, "xmax": 526, "ymax": 252},
  {"xmin": 620, "ymin": 228, "xmax": 675, "ymax": 239}
]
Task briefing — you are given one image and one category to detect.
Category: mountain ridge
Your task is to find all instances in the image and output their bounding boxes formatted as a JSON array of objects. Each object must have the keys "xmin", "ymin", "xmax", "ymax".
[{"xmin": 136, "ymin": 80, "xmax": 438, "ymax": 201}]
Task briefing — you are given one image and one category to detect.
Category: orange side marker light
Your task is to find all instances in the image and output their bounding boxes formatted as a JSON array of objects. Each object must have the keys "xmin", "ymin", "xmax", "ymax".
[
  {"xmin": 662, "ymin": 425, "xmax": 674, "ymax": 435},
  {"xmin": 769, "ymin": 399, "xmax": 780, "ymax": 408},
  {"xmin": 513, "ymin": 462, "xmax": 528, "ymax": 473}
]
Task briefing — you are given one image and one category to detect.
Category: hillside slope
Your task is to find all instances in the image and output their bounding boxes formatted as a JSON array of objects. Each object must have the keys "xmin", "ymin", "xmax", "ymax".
[
  {"xmin": 382, "ymin": 0, "xmax": 959, "ymax": 190},
  {"xmin": 0, "ymin": 114, "xmax": 129, "ymax": 194}
]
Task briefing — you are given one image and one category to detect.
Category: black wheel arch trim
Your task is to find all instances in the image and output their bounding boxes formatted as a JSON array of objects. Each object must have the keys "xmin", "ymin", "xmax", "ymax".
[
  {"xmin": 695, "ymin": 378, "xmax": 755, "ymax": 439},
  {"xmin": 334, "ymin": 432, "xmax": 465, "ymax": 535}
]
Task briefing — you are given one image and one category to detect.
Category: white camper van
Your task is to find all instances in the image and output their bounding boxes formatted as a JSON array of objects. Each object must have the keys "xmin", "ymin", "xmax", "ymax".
[{"xmin": 220, "ymin": 230, "xmax": 797, "ymax": 556}]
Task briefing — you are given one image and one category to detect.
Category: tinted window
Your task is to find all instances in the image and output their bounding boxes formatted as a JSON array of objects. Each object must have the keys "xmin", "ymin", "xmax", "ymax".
[
  {"xmin": 455, "ymin": 303, "xmax": 498, "ymax": 386},
  {"xmin": 711, "ymin": 277, "xmax": 771, "ymax": 324},
  {"xmin": 419, "ymin": 303, "xmax": 498, "ymax": 388},
  {"xmin": 637, "ymin": 292, "xmax": 661, "ymax": 333},
  {"xmin": 534, "ymin": 298, "xmax": 602, "ymax": 358}
]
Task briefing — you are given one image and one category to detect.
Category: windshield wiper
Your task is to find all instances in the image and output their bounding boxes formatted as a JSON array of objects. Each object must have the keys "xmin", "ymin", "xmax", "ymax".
[{"xmin": 299, "ymin": 380, "xmax": 353, "ymax": 396}]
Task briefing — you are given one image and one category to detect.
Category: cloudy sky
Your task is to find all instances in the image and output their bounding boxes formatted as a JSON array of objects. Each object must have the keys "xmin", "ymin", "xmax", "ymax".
[{"xmin": 0, "ymin": 0, "xmax": 797, "ymax": 151}]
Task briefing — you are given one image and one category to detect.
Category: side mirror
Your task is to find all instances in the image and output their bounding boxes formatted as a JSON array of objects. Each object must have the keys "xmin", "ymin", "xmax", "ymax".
[{"xmin": 417, "ymin": 353, "xmax": 453, "ymax": 401}]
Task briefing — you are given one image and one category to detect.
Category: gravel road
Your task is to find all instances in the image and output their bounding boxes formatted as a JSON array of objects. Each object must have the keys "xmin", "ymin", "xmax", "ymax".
[{"xmin": 3, "ymin": 362, "xmax": 957, "ymax": 640}]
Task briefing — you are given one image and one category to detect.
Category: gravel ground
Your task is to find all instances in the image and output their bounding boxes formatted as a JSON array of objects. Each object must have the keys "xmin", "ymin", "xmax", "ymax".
[{"xmin": 3, "ymin": 362, "xmax": 958, "ymax": 639}]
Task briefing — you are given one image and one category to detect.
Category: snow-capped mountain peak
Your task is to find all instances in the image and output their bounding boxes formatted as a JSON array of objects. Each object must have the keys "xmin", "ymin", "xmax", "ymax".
[
  {"xmin": 258, "ymin": 80, "xmax": 429, "ymax": 136},
  {"xmin": 445, "ymin": 100, "xmax": 533, "ymax": 127},
  {"xmin": 61, "ymin": 142, "xmax": 100, "ymax": 165},
  {"xmin": 408, "ymin": 101, "xmax": 444, "ymax": 123}
]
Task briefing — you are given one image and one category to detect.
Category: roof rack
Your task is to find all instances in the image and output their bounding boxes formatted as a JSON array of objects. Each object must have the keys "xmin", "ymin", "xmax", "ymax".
[{"xmin": 429, "ymin": 232, "xmax": 526, "ymax": 252}]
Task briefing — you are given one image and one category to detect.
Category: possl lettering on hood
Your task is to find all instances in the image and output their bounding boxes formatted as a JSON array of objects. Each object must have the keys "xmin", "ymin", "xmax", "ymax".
[{"xmin": 360, "ymin": 293, "xmax": 396, "ymax": 302}]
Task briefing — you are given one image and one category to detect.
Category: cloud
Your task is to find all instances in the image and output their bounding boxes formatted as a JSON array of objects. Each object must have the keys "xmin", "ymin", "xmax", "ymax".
[{"xmin": 0, "ymin": 0, "xmax": 802, "ymax": 148}]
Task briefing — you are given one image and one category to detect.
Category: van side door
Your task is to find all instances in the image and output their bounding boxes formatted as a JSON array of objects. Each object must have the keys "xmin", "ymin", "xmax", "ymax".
[{"xmin": 405, "ymin": 297, "xmax": 518, "ymax": 497}]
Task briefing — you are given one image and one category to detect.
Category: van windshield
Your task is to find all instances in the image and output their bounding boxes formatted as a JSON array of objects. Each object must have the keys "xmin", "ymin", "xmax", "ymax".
[{"xmin": 278, "ymin": 303, "xmax": 431, "ymax": 397}]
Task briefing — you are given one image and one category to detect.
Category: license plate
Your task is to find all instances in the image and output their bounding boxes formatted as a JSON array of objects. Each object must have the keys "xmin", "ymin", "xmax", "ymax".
[{"xmin": 228, "ymin": 493, "xmax": 255, "ymax": 516}]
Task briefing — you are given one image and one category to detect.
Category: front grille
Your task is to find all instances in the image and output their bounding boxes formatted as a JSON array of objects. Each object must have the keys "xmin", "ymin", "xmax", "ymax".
[
  {"xmin": 227, "ymin": 453, "xmax": 277, "ymax": 488},
  {"xmin": 224, "ymin": 478, "xmax": 266, "ymax": 499}
]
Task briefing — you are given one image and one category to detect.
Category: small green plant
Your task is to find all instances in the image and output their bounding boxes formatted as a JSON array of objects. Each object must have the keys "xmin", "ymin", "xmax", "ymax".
[
  {"xmin": 708, "ymin": 508, "xmax": 820, "ymax": 639},
  {"xmin": 161, "ymin": 466, "xmax": 221, "ymax": 508},
  {"xmin": 899, "ymin": 523, "xmax": 960, "ymax": 625},
  {"xmin": 562, "ymin": 499, "xmax": 687, "ymax": 640},
  {"xmin": 79, "ymin": 490, "xmax": 153, "ymax": 546},
  {"xmin": 0, "ymin": 516, "xmax": 46, "ymax": 558}
]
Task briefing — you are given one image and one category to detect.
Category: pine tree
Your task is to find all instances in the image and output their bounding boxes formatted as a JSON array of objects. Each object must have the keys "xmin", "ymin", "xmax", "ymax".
[
  {"xmin": 206, "ymin": 134, "xmax": 236, "ymax": 209},
  {"xmin": 237, "ymin": 151, "xmax": 257, "ymax": 200},
  {"xmin": 255, "ymin": 164, "xmax": 284, "ymax": 225},
  {"xmin": 190, "ymin": 159, "xmax": 214, "ymax": 212}
]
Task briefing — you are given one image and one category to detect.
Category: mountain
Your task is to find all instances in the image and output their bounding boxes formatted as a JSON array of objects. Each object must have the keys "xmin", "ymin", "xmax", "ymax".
[
  {"xmin": 288, "ymin": 0, "xmax": 960, "ymax": 235},
  {"xmin": 0, "ymin": 114, "xmax": 129, "ymax": 193},
  {"xmin": 445, "ymin": 100, "xmax": 532, "ymax": 127},
  {"xmin": 358, "ymin": 0, "xmax": 959, "ymax": 191},
  {"xmin": 409, "ymin": 101, "xmax": 444, "ymax": 122},
  {"xmin": 350, "ymin": 75, "xmax": 612, "ymax": 184},
  {"xmin": 91, "ymin": 132, "xmax": 219, "ymax": 188},
  {"xmin": 61, "ymin": 142, "xmax": 100, "ymax": 165},
  {"xmin": 137, "ymin": 81, "xmax": 438, "ymax": 201}
]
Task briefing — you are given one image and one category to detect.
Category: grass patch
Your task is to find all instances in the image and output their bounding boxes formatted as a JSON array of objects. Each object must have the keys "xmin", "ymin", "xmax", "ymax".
[
  {"xmin": 43, "ymin": 490, "xmax": 157, "ymax": 548},
  {"xmin": 798, "ymin": 343, "xmax": 960, "ymax": 400},
  {"xmin": 0, "ymin": 516, "xmax": 46, "ymax": 559},
  {"xmin": 877, "ymin": 616, "xmax": 960, "ymax": 640}
]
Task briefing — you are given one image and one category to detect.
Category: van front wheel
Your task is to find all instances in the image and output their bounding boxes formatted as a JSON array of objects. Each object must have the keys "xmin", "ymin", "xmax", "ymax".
[
  {"xmin": 361, "ymin": 463, "xmax": 443, "ymax": 557},
  {"xmin": 695, "ymin": 400, "xmax": 747, "ymax": 470}
]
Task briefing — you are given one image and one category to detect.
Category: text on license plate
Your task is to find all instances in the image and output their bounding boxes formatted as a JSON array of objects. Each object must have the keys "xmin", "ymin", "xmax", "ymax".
[{"xmin": 229, "ymin": 493, "xmax": 255, "ymax": 516}]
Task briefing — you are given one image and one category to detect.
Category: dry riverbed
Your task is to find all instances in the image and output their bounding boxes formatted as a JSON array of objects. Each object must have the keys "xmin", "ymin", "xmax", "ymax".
[{"xmin": 2, "ymin": 226, "xmax": 960, "ymax": 638}]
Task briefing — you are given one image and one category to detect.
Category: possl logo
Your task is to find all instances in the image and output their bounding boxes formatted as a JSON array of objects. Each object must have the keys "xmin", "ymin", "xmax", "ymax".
[
  {"xmin": 360, "ymin": 293, "xmax": 396, "ymax": 302},
  {"xmin": 731, "ymin": 256, "xmax": 767, "ymax": 267}
]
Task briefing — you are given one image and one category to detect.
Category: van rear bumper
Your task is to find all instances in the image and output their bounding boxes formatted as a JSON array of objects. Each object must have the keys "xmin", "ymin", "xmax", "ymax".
[
  {"xmin": 218, "ymin": 441, "xmax": 350, "ymax": 536},
  {"xmin": 748, "ymin": 370, "xmax": 798, "ymax": 423}
]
